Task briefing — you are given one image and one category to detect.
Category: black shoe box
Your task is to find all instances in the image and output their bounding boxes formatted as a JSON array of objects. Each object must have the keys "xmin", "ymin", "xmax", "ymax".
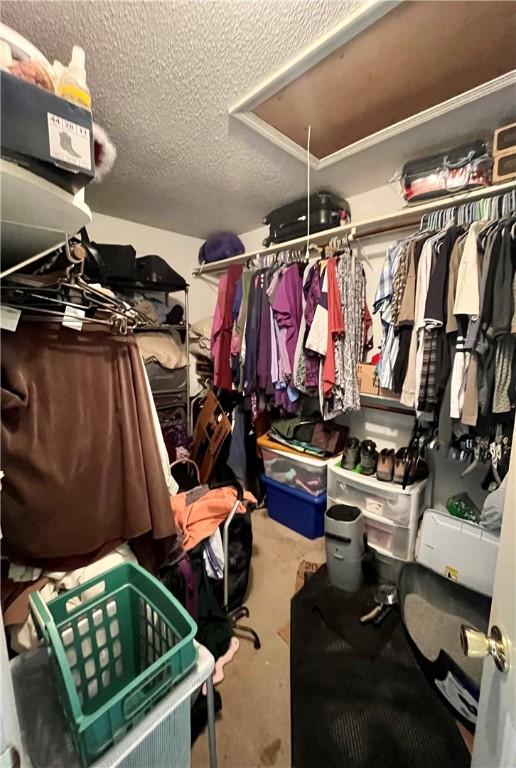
[{"xmin": 1, "ymin": 71, "xmax": 94, "ymax": 194}]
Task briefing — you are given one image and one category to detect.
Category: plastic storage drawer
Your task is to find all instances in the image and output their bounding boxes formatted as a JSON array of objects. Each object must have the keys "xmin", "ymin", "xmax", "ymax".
[
  {"xmin": 327, "ymin": 496, "xmax": 412, "ymax": 559},
  {"xmin": 30, "ymin": 562, "xmax": 197, "ymax": 767},
  {"xmin": 363, "ymin": 513, "xmax": 411, "ymax": 560},
  {"xmin": 263, "ymin": 475, "xmax": 326, "ymax": 538},
  {"xmin": 259, "ymin": 445, "xmax": 330, "ymax": 496},
  {"xmin": 327, "ymin": 462, "xmax": 427, "ymax": 526}
]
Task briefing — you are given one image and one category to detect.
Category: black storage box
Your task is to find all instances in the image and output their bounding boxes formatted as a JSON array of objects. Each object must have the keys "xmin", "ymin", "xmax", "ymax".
[
  {"xmin": 263, "ymin": 191, "xmax": 350, "ymax": 246},
  {"xmin": 1, "ymin": 71, "xmax": 94, "ymax": 194}
]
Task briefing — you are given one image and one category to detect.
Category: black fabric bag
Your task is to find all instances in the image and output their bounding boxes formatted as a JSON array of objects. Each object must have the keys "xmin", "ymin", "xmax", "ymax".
[
  {"xmin": 83, "ymin": 239, "xmax": 137, "ymax": 283},
  {"xmin": 160, "ymin": 545, "xmax": 233, "ymax": 660},
  {"xmin": 215, "ymin": 510, "xmax": 253, "ymax": 612},
  {"xmin": 263, "ymin": 191, "xmax": 350, "ymax": 246}
]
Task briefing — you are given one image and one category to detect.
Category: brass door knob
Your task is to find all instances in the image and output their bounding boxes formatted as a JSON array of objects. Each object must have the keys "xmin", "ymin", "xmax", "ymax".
[{"xmin": 460, "ymin": 624, "xmax": 509, "ymax": 673}]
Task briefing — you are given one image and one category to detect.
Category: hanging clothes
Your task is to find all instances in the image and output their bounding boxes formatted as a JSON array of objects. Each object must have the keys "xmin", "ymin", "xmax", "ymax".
[
  {"xmin": 1, "ymin": 322, "xmax": 176, "ymax": 570},
  {"xmin": 378, "ymin": 208, "xmax": 516, "ymax": 430},
  {"xmin": 333, "ymin": 252, "xmax": 367, "ymax": 415},
  {"xmin": 211, "ymin": 264, "xmax": 243, "ymax": 390}
]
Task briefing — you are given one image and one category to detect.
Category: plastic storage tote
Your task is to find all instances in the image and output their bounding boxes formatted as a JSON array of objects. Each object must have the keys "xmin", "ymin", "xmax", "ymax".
[
  {"xmin": 29, "ymin": 562, "xmax": 197, "ymax": 767},
  {"xmin": 145, "ymin": 362, "xmax": 188, "ymax": 393},
  {"xmin": 416, "ymin": 508, "xmax": 499, "ymax": 596},
  {"xmin": 258, "ymin": 435, "xmax": 333, "ymax": 496},
  {"xmin": 363, "ymin": 512, "xmax": 411, "ymax": 559},
  {"xmin": 263, "ymin": 474, "xmax": 326, "ymax": 538},
  {"xmin": 327, "ymin": 461, "xmax": 428, "ymax": 526}
]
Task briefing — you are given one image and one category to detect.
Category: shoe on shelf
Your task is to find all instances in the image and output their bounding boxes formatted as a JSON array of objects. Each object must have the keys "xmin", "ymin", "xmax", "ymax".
[
  {"xmin": 360, "ymin": 440, "xmax": 378, "ymax": 476},
  {"xmin": 377, "ymin": 448, "xmax": 395, "ymax": 482},
  {"xmin": 342, "ymin": 437, "xmax": 360, "ymax": 470},
  {"xmin": 393, "ymin": 448, "xmax": 407, "ymax": 484}
]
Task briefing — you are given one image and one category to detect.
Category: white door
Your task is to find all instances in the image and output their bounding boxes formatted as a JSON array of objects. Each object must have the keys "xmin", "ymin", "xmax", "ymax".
[{"xmin": 472, "ymin": 422, "xmax": 516, "ymax": 768}]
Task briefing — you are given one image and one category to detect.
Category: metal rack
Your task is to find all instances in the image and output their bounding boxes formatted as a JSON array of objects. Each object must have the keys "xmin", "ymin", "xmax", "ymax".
[{"xmin": 138, "ymin": 286, "xmax": 192, "ymax": 437}]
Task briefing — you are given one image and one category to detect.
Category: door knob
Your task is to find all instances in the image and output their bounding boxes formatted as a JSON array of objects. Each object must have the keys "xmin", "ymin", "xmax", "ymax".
[{"xmin": 460, "ymin": 624, "xmax": 509, "ymax": 673}]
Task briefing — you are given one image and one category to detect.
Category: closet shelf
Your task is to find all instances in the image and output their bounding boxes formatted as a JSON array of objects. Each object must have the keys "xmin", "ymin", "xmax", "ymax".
[
  {"xmin": 0, "ymin": 158, "xmax": 92, "ymax": 278},
  {"xmin": 134, "ymin": 323, "xmax": 187, "ymax": 333},
  {"xmin": 192, "ymin": 179, "xmax": 516, "ymax": 276},
  {"xmin": 359, "ymin": 392, "xmax": 414, "ymax": 415}
]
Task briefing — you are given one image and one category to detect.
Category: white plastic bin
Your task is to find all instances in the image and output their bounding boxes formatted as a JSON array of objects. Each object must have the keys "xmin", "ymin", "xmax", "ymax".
[
  {"xmin": 363, "ymin": 513, "xmax": 411, "ymax": 560},
  {"xmin": 327, "ymin": 462, "xmax": 429, "ymax": 561},
  {"xmin": 327, "ymin": 462, "xmax": 427, "ymax": 526},
  {"xmin": 416, "ymin": 508, "xmax": 499, "ymax": 596},
  {"xmin": 328, "ymin": 496, "xmax": 413, "ymax": 560}
]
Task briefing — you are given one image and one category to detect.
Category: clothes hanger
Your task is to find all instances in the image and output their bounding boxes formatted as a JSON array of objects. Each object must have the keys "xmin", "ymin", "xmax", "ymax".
[{"xmin": 2, "ymin": 236, "xmax": 139, "ymax": 332}]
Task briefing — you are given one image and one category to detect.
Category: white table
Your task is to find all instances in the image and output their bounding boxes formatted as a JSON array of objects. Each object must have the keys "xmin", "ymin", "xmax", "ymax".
[{"xmin": 10, "ymin": 641, "xmax": 217, "ymax": 768}]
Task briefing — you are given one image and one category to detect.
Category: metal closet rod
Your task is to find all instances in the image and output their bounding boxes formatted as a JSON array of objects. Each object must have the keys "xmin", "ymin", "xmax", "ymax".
[{"xmin": 192, "ymin": 179, "xmax": 516, "ymax": 277}]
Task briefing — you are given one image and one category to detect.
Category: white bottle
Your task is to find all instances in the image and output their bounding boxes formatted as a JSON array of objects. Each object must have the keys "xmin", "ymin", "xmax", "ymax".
[
  {"xmin": 0, "ymin": 40, "xmax": 13, "ymax": 71},
  {"xmin": 52, "ymin": 59, "xmax": 64, "ymax": 92},
  {"xmin": 60, "ymin": 45, "xmax": 91, "ymax": 110}
]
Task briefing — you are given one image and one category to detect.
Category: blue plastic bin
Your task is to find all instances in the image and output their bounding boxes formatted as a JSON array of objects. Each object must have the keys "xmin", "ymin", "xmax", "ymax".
[{"xmin": 262, "ymin": 475, "xmax": 326, "ymax": 539}]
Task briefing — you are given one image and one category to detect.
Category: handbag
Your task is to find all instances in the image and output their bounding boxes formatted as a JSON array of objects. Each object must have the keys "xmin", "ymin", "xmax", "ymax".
[{"xmin": 198, "ymin": 233, "xmax": 244, "ymax": 264}]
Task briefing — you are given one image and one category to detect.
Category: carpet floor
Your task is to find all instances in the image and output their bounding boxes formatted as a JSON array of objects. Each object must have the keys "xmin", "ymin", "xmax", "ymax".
[{"xmin": 191, "ymin": 507, "xmax": 325, "ymax": 768}]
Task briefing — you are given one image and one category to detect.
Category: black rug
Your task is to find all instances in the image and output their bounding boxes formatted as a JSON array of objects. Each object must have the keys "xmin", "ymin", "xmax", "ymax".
[{"xmin": 291, "ymin": 565, "xmax": 470, "ymax": 768}]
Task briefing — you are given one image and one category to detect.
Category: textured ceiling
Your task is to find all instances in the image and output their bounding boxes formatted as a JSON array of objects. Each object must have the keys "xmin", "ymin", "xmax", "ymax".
[
  {"xmin": 1, "ymin": 0, "xmax": 360, "ymax": 237},
  {"xmin": 2, "ymin": 1, "xmax": 515, "ymax": 238}
]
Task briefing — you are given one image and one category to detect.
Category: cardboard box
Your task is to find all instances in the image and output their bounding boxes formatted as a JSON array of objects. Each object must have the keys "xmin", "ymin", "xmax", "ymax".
[
  {"xmin": 493, "ymin": 150, "xmax": 516, "ymax": 184},
  {"xmin": 357, "ymin": 363, "xmax": 400, "ymax": 399},
  {"xmin": 357, "ymin": 363, "xmax": 380, "ymax": 395},
  {"xmin": 1, "ymin": 71, "xmax": 94, "ymax": 194},
  {"xmin": 493, "ymin": 121, "xmax": 516, "ymax": 155}
]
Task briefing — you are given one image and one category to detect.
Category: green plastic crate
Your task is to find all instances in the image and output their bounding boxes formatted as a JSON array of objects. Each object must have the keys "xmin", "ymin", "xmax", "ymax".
[{"xmin": 30, "ymin": 562, "xmax": 197, "ymax": 766}]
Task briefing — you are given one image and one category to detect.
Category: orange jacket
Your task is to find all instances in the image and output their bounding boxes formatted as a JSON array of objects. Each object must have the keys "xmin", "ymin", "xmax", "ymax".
[{"xmin": 171, "ymin": 486, "xmax": 256, "ymax": 551}]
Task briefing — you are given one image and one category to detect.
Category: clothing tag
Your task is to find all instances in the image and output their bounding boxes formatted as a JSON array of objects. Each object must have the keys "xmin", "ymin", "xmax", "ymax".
[
  {"xmin": 62, "ymin": 305, "xmax": 85, "ymax": 331},
  {"xmin": 47, "ymin": 113, "xmax": 92, "ymax": 170},
  {"xmin": 0, "ymin": 305, "xmax": 21, "ymax": 332}
]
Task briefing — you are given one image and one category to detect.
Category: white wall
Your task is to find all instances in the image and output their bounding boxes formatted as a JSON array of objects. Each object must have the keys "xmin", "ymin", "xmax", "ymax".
[{"xmin": 88, "ymin": 212, "xmax": 217, "ymax": 324}]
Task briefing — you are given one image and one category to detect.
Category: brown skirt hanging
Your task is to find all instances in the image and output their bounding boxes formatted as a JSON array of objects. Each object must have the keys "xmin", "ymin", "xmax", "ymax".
[{"xmin": 1, "ymin": 321, "xmax": 175, "ymax": 569}]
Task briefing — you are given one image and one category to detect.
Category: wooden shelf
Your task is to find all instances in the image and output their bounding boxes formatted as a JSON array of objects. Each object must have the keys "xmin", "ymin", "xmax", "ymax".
[
  {"xmin": 359, "ymin": 392, "xmax": 414, "ymax": 415},
  {"xmin": 193, "ymin": 179, "xmax": 516, "ymax": 276},
  {"xmin": 0, "ymin": 159, "xmax": 92, "ymax": 278}
]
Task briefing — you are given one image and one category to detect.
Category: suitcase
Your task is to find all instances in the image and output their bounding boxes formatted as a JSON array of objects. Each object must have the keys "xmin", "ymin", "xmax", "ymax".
[
  {"xmin": 401, "ymin": 140, "xmax": 492, "ymax": 203},
  {"xmin": 262, "ymin": 191, "xmax": 350, "ymax": 247}
]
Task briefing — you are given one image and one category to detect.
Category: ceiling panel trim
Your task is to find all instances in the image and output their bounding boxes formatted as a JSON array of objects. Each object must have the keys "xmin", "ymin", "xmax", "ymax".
[
  {"xmin": 230, "ymin": 0, "xmax": 516, "ymax": 171},
  {"xmin": 233, "ymin": 70, "xmax": 516, "ymax": 170},
  {"xmin": 316, "ymin": 70, "xmax": 516, "ymax": 169},
  {"xmin": 229, "ymin": 0, "xmax": 402, "ymax": 114}
]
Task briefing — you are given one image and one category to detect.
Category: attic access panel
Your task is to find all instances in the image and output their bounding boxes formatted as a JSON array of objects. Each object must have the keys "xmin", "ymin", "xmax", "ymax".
[{"xmin": 231, "ymin": 0, "xmax": 516, "ymax": 167}]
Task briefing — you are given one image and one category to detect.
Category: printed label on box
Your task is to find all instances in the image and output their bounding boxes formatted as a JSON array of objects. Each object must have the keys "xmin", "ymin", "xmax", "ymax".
[
  {"xmin": 0, "ymin": 305, "xmax": 21, "ymax": 332},
  {"xmin": 47, "ymin": 113, "xmax": 92, "ymax": 170},
  {"xmin": 435, "ymin": 672, "xmax": 477, "ymax": 723},
  {"xmin": 444, "ymin": 565, "xmax": 459, "ymax": 582}
]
